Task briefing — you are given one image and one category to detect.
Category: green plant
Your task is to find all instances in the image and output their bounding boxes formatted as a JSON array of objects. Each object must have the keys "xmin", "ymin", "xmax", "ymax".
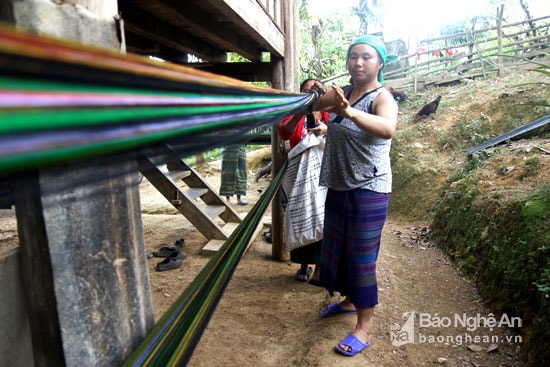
[
  {"xmin": 522, "ymin": 156, "xmax": 540, "ymax": 177},
  {"xmin": 534, "ymin": 267, "xmax": 550, "ymax": 293}
]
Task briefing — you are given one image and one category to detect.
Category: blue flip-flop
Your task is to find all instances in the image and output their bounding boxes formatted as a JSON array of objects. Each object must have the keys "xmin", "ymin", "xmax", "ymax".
[
  {"xmin": 335, "ymin": 334, "xmax": 371, "ymax": 356},
  {"xmin": 295, "ymin": 267, "xmax": 312, "ymax": 282},
  {"xmin": 320, "ymin": 302, "xmax": 357, "ymax": 318}
]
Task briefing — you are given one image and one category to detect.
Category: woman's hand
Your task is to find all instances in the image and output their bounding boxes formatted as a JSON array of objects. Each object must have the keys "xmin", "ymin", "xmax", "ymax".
[
  {"xmin": 308, "ymin": 112, "xmax": 327, "ymax": 136},
  {"xmin": 309, "ymin": 121, "xmax": 327, "ymax": 136},
  {"xmin": 304, "ymin": 81, "xmax": 328, "ymax": 114},
  {"xmin": 323, "ymin": 84, "xmax": 352, "ymax": 118},
  {"xmin": 309, "ymin": 80, "xmax": 327, "ymax": 96}
]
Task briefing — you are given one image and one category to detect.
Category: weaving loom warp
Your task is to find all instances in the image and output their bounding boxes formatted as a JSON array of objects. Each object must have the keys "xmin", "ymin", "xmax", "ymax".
[
  {"xmin": 0, "ymin": 25, "xmax": 315, "ymax": 365},
  {"xmin": 0, "ymin": 25, "xmax": 315, "ymax": 176}
]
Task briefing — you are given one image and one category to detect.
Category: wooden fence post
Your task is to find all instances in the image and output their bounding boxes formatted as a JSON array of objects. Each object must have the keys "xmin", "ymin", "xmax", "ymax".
[{"xmin": 497, "ymin": 4, "xmax": 505, "ymax": 76}]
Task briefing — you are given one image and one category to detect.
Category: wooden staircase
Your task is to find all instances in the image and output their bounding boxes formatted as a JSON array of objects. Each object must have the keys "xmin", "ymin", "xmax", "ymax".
[{"xmin": 138, "ymin": 145, "xmax": 242, "ymax": 250}]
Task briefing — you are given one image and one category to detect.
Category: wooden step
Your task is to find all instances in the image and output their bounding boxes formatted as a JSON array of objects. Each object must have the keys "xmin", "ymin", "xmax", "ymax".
[
  {"xmin": 184, "ymin": 187, "xmax": 208, "ymax": 200},
  {"xmin": 139, "ymin": 144, "xmax": 243, "ymax": 246},
  {"xmin": 201, "ymin": 214, "xmax": 265, "ymax": 255},
  {"xmin": 167, "ymin": 169, "xmax": 191, "ymax": 182},
  {"xmin": 202, "ymin": 205, "xmax": 226, "ymax": 219}
]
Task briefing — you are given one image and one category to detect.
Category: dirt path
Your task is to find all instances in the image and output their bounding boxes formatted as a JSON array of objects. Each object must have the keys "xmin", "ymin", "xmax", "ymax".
[
  {"xmin": 141, "ymin": 168, "xmax": 527, "ymax": 367},
  {"xmin": 0, "ymin": 162, "xmax": 527, "ymax": 366}
]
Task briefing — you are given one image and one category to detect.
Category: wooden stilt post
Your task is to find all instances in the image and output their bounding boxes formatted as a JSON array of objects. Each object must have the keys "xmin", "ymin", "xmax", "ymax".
[{"xmin": 270, "ymin": 57, "xmax": 290, "ymax": 261}]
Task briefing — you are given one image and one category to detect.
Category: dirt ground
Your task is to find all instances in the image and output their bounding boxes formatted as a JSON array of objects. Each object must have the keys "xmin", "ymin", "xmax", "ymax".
[
  {"xmin": 0, "ymin": 153, "xmax": 528, "ymax": 367},
  {"xmin": 138, "ymin": 153, "xmax": 527, "ymax": 367}
]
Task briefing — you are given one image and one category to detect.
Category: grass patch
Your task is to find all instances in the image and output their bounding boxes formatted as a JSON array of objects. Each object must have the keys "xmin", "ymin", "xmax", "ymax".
[
  {"xmin": 391, "ymin": 67, "xmax": 549, "ymax": 365},
  {"xmin": 430, "ymin": 184, "xmax": 550, "ymax": 364}
]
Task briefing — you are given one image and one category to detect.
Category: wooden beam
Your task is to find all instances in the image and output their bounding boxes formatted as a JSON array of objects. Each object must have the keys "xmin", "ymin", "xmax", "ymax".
[
  {"xmin": 121, "ymin": 1, "xmax": 264, "ymax": 61},
  {"xmin": 124, "ymin": 32, "xmax": 162, "ymax": 55},
  {"xmin": 205, "ymin": 0, "xmax": 285, "ymax": 57},
  {"xmin": 14, "ymin": 173, "xmax": 65, "ymax": 366},
  {"xmin": 0, "ymin": 249, "xmax": 34, "ymax": 366},
  {"xmin": 122, "ymin": 5, "xmax": 227, "ymax": 62},
  {"xmin": 191, "ymin": 61, "xmax": 273, "ymax": 81},
  {"xmin": 153, "ymin": 0, "xmax": 265, "ymax": 60}
]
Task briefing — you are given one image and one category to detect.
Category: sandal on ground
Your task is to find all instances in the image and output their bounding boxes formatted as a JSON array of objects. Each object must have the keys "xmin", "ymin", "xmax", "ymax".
[
  {"xmin": 152, "ymin": 246, "xmax": 179, "ymax": 257},
  {"xmin": 173, "ymin": 238, "xmax": 185, "ymax": 248},
  {"xmin": 335, "ymin": 334, "xmax": 371, "ymax": 356},
  {"xmin": 156, "ymin": 252, "xmax": 185, "ymax": 271},
  {"xmin": 152, "ymin": 240, "xmax": 186, "ymax": 257},
  {"xmin": 320, "ymin": 302, "xmax": 357, "ymax": 318},
  {"xmin": 171, "ymin": 251, "xmax": 187, "ymax": 260},
  {"xmin": 237, "ymin": 200, "xmax": 247, "ymax": 205},
  {"xmin": 295, "ymin": 267, "xmax": 312, "ymax": 282}
]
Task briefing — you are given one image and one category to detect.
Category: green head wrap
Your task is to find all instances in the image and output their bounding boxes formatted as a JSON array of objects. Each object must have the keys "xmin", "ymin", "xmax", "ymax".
[{"xmin": 347, "ymin": 35, "xmax": 399, "ymax": 83}]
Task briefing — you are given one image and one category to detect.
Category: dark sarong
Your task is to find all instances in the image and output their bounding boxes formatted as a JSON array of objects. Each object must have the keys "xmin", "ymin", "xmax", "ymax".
[
  {"xmin": 320, "ymin": 188, "xmax": 389, "ymax": 309},
  {"xmin": 290, "ymin": 240, "xmax": 322, "ymax": 265}
]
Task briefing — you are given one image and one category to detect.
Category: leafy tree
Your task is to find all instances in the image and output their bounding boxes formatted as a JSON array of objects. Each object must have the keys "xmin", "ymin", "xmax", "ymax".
[
  {"xmin": 354, "ymin": 0, "xmax": 382, "ymax": 36},
  {"xmin": 519, "ymin": 0, "xmax": 537, "ymax": 36},
  {"xmin": 439, "ymin": 14, "xmax": 494, "ymax": 47},
  {"xmin": 299, "ymin": 0, "xmax": 360, "ymax": 82}
]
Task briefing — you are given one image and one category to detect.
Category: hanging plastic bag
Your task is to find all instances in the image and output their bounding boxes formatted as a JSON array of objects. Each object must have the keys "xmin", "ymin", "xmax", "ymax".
[{"xmin": 281, "ymin": 133, "xmax": 327, "ymax": 251}]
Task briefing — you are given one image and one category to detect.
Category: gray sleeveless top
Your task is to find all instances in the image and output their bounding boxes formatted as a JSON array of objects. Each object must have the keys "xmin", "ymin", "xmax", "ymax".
[{"xmin": 319, "ymin": 86, "xmax": 393, "ymax": 193}]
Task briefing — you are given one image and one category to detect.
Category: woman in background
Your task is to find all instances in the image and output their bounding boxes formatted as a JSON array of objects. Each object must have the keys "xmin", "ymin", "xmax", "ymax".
[
  {"xmin": 278, "ymin": 78, "xmax": 330, "ymax": 286},
  {"xmin": 219, "ymin": 144, "xmax": 248, "ymax": 205}
]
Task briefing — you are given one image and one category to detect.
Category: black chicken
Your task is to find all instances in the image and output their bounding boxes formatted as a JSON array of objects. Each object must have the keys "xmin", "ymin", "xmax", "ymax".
[
  {"xmin": 389, "ymin": 87, "xmax": 407, "ymax": 103},
  {"xmin": 414, "ymin": 96, "xmax": 442, "ymax": 119}
]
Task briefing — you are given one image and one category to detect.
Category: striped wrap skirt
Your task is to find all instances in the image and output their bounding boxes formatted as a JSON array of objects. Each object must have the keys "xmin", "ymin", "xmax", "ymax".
[
  {"xmin": 320, "ymin": 188, "xmax": 389, "ymax": 309},
  {"xmin": 219, "ymin": 145, "xmax": 247, "ymax": 197}
]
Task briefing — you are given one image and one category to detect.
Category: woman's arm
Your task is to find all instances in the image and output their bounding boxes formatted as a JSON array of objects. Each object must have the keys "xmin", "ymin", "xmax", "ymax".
[
  {"xmin": 283, "ymin": 111, "xmax": 307, "ymax": 134},
  {"xmin": 315, "ymin": 84, "xmax": 397, "ymax": 139},
  {"xmin": 343, "ymin": 88, "xmax": 398, "ymax": 139},
  {"xmin": 306, "ymin": 81, "xmax": 335, "ymax": 113}
]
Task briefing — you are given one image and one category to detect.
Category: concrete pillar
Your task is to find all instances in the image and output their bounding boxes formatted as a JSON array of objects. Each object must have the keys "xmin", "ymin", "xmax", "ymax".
[{"xmin": 16, "ymin": 155, "xmax": 154, "ymax": 366}]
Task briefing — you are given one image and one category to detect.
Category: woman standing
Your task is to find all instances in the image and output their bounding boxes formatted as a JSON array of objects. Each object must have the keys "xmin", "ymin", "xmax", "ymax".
[
  {"xmin": 278, "ymin": 78, "xmax": 330, "ymax": 285},
  {"xmin": 219, "ymin": 144, "xmax": 247, "ymax": 205},
  {"xmin": 308, "ymin": 35, "xmax": 398, "ymax": 356}
]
